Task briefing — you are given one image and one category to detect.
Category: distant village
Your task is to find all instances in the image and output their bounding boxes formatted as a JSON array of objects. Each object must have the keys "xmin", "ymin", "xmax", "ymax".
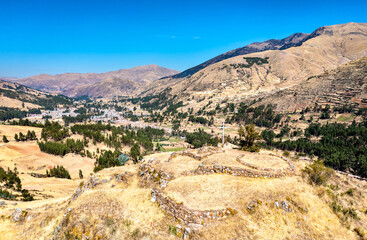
[{"xmin": 26, "ymin": 106, "xmax": 172, "ymax": 132}]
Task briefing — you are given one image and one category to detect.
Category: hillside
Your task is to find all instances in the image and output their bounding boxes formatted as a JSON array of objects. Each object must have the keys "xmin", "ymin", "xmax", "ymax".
[
  {"xmin": 142, "ymin": 23, "xmax": 367, "ymax": 105},
  {"xmin": 0, "ymin": 147, "xmax": 366, "ymax": 239},
  {"xmin": 12, "ymin": 65, "xmax": 179, "ymax": 98},
  {"xmin": 0, "ymin": 79, "xmax": 72, "ymax": 110},
  {"xmin": 169, "ymin": 32, "xmax": 311, "ymax": 79},
  {"xmin": 256, "ymin": 56, "xmax": 367, "ymax": 111}
]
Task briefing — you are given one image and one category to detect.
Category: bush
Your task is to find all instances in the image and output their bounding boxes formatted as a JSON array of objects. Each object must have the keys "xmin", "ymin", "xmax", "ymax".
[
  {"xmin": 79, "ymin": 169, "xmax": 83, "ymax": 179},
  {"xmin": 46, "ymin": 165, "xmax": 71, "ymax": 179},
  {"xmin": 283, "ymin": 151, "xmax": 290, "ymax": 157},
  {"xmin": 303, "ymin": 161, "xmax": 333, "ymax": 185},
  {"xmin": 185, "ymin": 129, "xmax": 219, "ymax": 148}
]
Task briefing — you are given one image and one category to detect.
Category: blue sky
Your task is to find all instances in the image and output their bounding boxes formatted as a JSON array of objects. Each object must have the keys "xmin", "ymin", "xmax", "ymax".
[{"xmin": 1, "ymin": 0, "xmax": 366, "ymax": 77}]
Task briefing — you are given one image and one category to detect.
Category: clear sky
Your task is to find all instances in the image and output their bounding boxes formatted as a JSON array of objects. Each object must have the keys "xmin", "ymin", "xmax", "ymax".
[{"xmin": 1, "ymin": 0, "xmax": 367, "ymax": 77}]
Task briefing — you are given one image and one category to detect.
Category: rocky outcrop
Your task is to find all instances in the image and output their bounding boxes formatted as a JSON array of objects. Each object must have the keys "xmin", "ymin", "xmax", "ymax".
[{"xmin": 70, "ymin": 175, "xmax": 100, "ymax": 203}]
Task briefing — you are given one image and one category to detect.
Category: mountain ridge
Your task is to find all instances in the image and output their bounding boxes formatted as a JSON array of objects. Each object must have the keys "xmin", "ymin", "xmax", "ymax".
[
  {"xmin": 142, "ymin": 22, "xmax": 367, "ymax": 103},
  {"xmin": 11, "ymin": 65, "xmax": 179, "ymax": 98}
]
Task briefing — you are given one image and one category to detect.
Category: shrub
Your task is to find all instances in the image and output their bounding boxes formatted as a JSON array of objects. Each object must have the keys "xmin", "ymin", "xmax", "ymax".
[
  {"xmin": 345, "ymin": 188, "xmax": 354, "ymax": 196},
  {"xmin": 283, "ymin": 151, "xmax": 290, "ymax": 157},
  {"xmin": 303, "ymin": 161, "xmax": 333, "ymax": 185},
  {"xmin": 79, "ymin": 169, "xmax": 83, "ymax": 179}
]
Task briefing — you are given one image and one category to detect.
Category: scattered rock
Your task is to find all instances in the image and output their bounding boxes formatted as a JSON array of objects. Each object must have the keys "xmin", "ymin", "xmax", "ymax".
[
  {"xmin": 275, "ymin": 200, "xmax": 292, "ymax": 213},
  {"xmin": 101, "ymin": 179, "xmax": 108, "ymax": 184},
  {"xmin": 160, "ymin": 180, "xmax": 168, "ymax": 188},
  {"xmin": 281, "ymin": 201, "xmax": 292, "ymax": 212},
  {"xmin": 151, "ymin": 191, "xmax": 157, "ymax": 202},
  {"xmin": 0, "ymin": 201, "xmax": 6, "ymax": 206},
  {"xmin": 187, "ymin": 223, "xmax": 203, "ymax": 232},
  {"xmin": 12, "ymin": 208, "xmax": 22, "ymax": 222}
]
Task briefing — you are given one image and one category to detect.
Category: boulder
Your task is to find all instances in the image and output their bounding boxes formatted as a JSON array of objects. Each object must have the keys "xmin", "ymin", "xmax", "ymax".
[{"xmin": 12, "ymin": 208, "xmax": 22, "ymax": 222}]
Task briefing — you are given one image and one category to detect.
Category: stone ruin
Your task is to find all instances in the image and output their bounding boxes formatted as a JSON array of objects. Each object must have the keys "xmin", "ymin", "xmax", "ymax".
[
  {"xmin": 181, "ymin": 164, "xmax": 289, "ymax": 178},
  {"xmin": 168, "ymin": 147, "xmax": 225, "ymax": 161},
  {"xmin": 137, "ymin": 147, "xmax": 296, "ymax": 237},
  {"xmin": 236, "ymin": 153, "xmax": 295, "ymax": 176},
  {"xmin": 151, "ymin": 188, "xmax": 234, "ymax": 225}
]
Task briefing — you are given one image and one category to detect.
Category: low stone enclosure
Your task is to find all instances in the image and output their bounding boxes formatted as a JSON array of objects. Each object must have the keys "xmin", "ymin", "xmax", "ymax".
[
  {"xmin": 236, "ymin": 153, "xmax": 295, "ymax": 176},
  {"xmin": 151, "ymin": 188, "xmax": 235, "ymax": 225},
  {"xmin": 168, "ymin": 146, "xmax": 225, "ymax": 161},
  {"xmin": 138, "ymin": 147, "xmax": 296, "ymax": 228}
]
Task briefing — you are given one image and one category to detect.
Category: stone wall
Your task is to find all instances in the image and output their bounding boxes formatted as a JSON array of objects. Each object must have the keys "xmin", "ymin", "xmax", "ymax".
[
  {"xmin": 182, "ymin": 164, "xmax": 288, "ymax": 178},
  {"xmin": 236, "ymin": 154, "xmax": 295, "ymax": 176},
  {"xmin": 139, "ymin": 162, "xmax": 174, "ymax": 188},
  {"xmin": 151, "ymin": 188, "xmax": 234, "ymax": 225},
  {"xmin": 168, "ymin": 147, "xmax": 225, "ymax": 161}
]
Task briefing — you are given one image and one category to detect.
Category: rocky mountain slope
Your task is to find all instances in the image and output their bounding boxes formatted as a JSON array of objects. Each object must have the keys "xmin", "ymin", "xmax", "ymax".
[
  {"xmin": 143, "ymin": 23, "xmax": 367, "ymax": 105},
  {"xmin": 12, "ymin": 65, "xmax": 179, "ymax": 98}
]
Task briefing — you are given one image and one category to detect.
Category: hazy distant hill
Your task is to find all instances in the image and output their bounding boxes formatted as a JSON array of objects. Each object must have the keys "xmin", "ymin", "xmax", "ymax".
[{"xmin": 12, "ymin": 65, "xmax": 179, "ymax": 98}]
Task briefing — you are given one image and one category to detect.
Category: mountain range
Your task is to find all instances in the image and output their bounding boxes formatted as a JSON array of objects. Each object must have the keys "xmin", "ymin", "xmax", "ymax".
[
  {"xmin": 5, "ymin": 22, "xmax": 367, "ymax": 110},
  {"xmin": 9, "ymin": 65, "xmax": 179, "ymax": 98},
  {"xmin": 141, "ymin": 22, "xmax": 367, "ymax": 110}
]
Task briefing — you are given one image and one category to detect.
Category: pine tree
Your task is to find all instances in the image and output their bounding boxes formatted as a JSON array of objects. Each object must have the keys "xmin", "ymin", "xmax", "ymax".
[
  {"xmin": 130, "ymin": 143, "xmax": 141, "ymax": 163},
  {"xmin": 79, "ymin": 169, "xmax": 83, "ymax": 179},
  {"xmin": 14, "ymin": 133, "xmax": 19, "ymax": 142},
  {"xmin": 19, "ymin": 132, "xmax": 25, "ymax": 141},
  {"xmin": 2, "ymin": 135, "xmax": 9, "ymax": 143},
  {"xmin": 238, "ymin": 124, "xmax": 261, "ymax": 152}
]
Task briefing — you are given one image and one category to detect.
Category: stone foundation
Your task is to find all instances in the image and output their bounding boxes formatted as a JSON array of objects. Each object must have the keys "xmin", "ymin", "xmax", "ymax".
[
  {"xmin": 168, "ymin": 147, "xmax": 225, "ymax": 161},
  {"xmin": 182, "ymin": 164, "xmax": 288, "ymax": 178},
  {"xmin": 236, "ymin": 154, "xmax": 295, "ymax": 176},
  {"xmin": 151, "ymin": 188, "xmax": 234, "ymax": 225}
]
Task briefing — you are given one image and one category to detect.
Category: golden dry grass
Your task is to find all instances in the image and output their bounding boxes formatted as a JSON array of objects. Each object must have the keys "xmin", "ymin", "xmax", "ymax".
[
  {"xmin": 0, "ymin": 148, "xmax": 366, "ymax": 239},
  {"xmin": 153, "ymin": 155, "xmax": 201, "ymax": 176},
  {"xmin": 0, "ymin": 125, "xmax": 42, "ymax": 141},
  {"xmin": 0, "ymin": 96, "xmax": 41, "ymax": 110},
  {"xmin": 0, "ymin": 125, "xmax": 95, "ymax": 200}
]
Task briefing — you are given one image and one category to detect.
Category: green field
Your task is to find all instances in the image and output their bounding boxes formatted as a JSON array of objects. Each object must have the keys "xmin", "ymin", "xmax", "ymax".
[
  {"xmin": 163, "ymin": 147, "xmax": 185, "ymax": 152},
  {"xmin": 336, "ymin": 114, "xmax": 354, "ymax": 122},
  {"xmin": 168, "ymin": 137, "xmax": 181, "ymax": 143}
]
